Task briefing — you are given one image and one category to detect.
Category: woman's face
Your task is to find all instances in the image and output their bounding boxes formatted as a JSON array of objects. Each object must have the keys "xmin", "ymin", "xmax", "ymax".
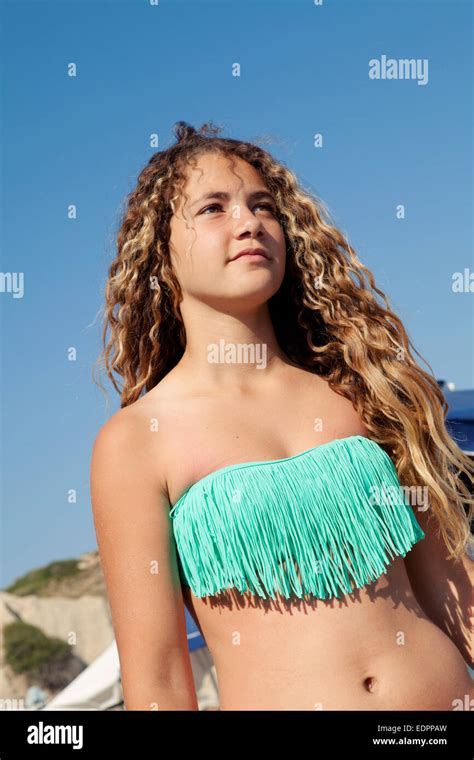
[{"xmin": 168, "ymin": 152, "xmax": 286, "ymax": 309}]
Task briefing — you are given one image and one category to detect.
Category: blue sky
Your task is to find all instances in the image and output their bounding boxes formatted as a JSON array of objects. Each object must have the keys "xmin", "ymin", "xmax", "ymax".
[{"xmin": 1, "ymin": 0, "xmax": 472, "ymax": 587}]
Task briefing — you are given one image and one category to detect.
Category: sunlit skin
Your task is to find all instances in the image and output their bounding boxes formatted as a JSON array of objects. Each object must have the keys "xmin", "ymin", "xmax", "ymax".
[
  {"xmin": 168, "ymin": 152, "xmax": 296, "ymax": 391},
  {"xmin": 126, "ymin": 153, "xmax": 474, "ymax": 710}
]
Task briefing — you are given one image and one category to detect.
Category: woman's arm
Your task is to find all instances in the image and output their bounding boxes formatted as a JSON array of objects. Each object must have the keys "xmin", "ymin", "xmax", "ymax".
[
  {"xmin": 90, "ymin": 412, "xmax": 199, "ymax": 711},
  {"xmin": 403, "ymin": 506, "xmax": 473, "ymax": 668}
]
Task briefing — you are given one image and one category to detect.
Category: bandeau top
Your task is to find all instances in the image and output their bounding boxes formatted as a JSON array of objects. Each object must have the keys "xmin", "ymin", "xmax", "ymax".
[{"xmin": 169, "ymin": 435, "xmax": 425, "ymax": 601}]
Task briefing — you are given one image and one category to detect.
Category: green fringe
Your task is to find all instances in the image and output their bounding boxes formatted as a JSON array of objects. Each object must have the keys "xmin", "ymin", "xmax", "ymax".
[{"xmin": 169, "ymin": 435, "xmax": 425, "ymax": 600}]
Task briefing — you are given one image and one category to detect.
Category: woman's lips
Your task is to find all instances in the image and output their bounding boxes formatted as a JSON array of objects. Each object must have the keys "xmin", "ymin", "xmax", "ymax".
[
  {"xmin": 231, "ymin": 249, "xmax": 270, "ymax": 261},
  {"xmin": 234, "ymin": 253, "xmax": 267, "ymax": 260}
]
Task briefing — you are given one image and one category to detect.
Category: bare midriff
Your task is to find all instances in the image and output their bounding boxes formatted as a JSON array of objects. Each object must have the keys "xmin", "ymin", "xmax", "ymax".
[{"xmin": 183, "ymin": 556, "xmax": 473, "ymax": 711}]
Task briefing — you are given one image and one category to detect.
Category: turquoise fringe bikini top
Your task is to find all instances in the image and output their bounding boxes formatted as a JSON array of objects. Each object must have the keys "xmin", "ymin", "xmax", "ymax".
[{"xmin": 169, "ymin": 435, "xmax": 425, "ymax": 601}]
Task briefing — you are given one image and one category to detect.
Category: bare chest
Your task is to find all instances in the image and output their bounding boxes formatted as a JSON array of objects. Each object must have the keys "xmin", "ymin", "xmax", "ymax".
[{"xmin": 154, "ymin": 380, "xmax": 368, "ymax": 507}]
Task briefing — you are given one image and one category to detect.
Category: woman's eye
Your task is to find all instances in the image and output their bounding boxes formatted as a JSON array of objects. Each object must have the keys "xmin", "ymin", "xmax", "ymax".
[
  {"xmin": 200, "ymin": 203, "xmax": 276, "ymax": 215},
  {"xmin": 200, "ymin": 204, "xmax": 222, "ymax": 214},
  {"xmin": 256, "ymin": 203, "xmax": 276, "ymax": 214}
]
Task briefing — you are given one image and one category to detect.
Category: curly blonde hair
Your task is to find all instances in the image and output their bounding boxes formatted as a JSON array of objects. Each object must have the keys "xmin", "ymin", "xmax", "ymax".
[{"xmin": 93, "ymin": 120, "xmax": 473, "ymax": 561}]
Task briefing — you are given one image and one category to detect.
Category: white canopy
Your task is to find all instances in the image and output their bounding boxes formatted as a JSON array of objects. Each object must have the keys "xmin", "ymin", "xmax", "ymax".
[
  {"xmin": 42, "ymin": 640, "xmax": 123, "ymax": 711},
  {"xmin": 41, "ymin": 638, "xmax": 220, "ymax": 711}
]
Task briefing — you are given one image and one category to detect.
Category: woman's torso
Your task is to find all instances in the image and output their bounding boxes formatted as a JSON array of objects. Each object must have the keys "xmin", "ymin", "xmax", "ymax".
[{"xmin": 130, "ymin": 363, "xmax": 473, "ymax": 710}]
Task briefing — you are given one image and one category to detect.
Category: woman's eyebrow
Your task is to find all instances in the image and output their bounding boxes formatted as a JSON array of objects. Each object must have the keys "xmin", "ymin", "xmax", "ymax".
[{"xmin": 189, "ymin": 190, "xmax": 275, "ymax": 209}]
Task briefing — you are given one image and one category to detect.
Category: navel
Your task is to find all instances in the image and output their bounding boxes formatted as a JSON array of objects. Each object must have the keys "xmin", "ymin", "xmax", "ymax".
[{"xmin": 363, "ymin": 676, "xmax": 378, "ymax": 693}]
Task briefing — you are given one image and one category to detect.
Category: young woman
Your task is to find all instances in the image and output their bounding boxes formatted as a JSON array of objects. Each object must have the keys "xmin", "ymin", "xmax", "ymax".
[{"xmin": 90, "ymin": 121, "xmax": 473, "ymax": 711}]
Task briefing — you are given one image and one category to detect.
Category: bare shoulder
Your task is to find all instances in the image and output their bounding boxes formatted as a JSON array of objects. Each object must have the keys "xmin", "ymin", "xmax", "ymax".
[{"xmin": 91, "ymin": 392, "xmax": 170, "ymax": 498}]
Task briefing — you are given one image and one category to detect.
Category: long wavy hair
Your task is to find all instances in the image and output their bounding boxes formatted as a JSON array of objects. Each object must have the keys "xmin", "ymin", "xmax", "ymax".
[{"xmin": 93, "ymin": 120, "xmax": 473, "ymax": 561}]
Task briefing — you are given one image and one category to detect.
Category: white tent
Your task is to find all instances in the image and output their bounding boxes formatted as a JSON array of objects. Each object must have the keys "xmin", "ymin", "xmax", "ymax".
[
  {"xmin": 42, "ymin": 640, "xmax": 123, "ymax": 711},
  {"xmin": 42, "ymin": 639, "xmax": 219, "ymax": 711}
]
